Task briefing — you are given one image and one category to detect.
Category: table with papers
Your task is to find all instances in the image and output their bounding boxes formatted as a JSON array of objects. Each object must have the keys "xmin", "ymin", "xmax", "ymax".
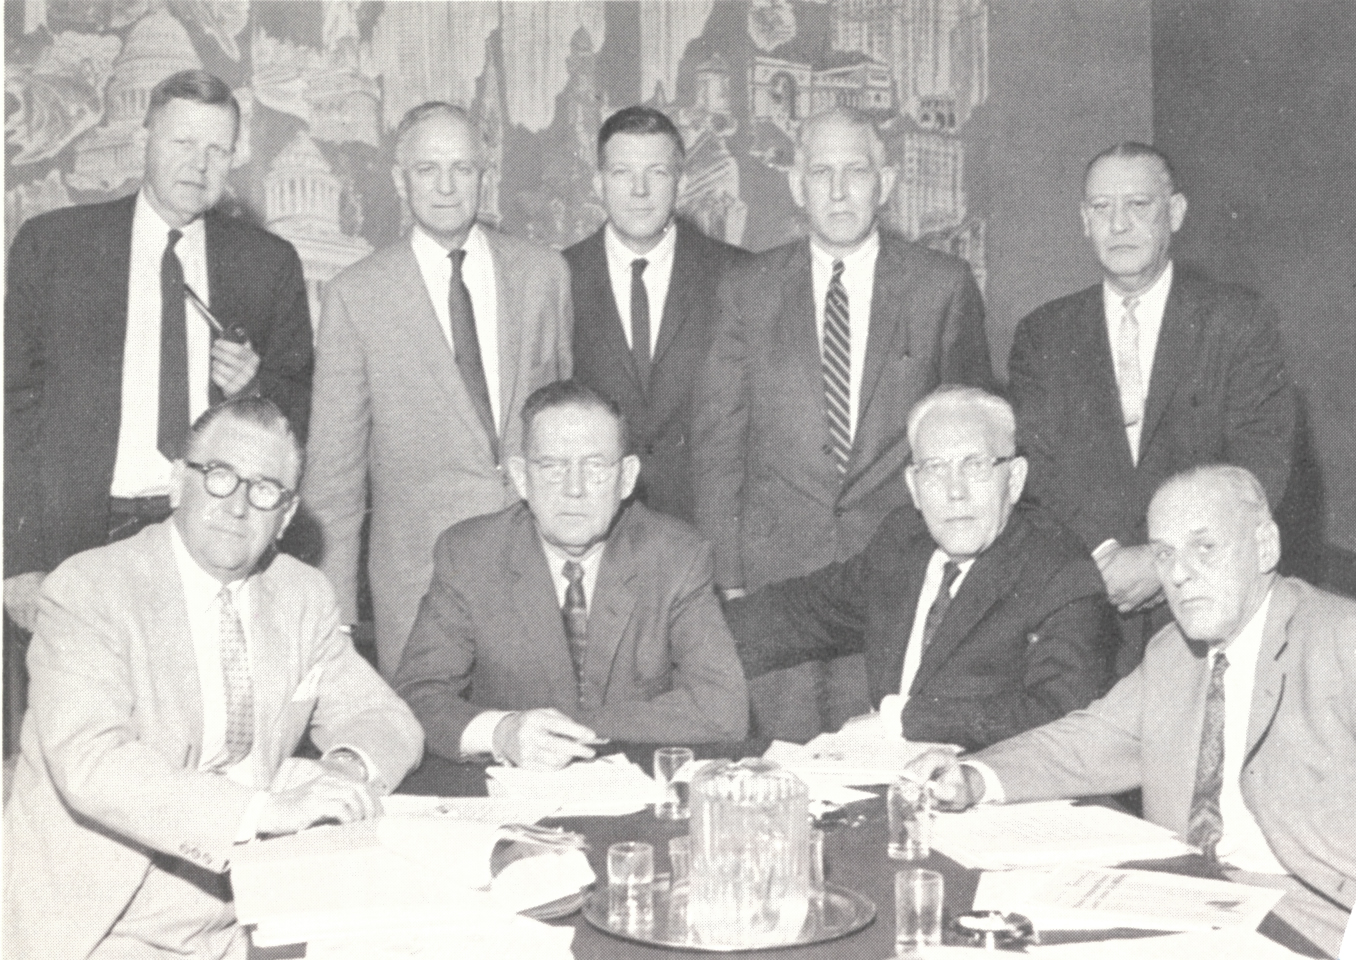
[{"xmin": 241, "ymin": 741, "xmax": 1328, "ymax": 959}]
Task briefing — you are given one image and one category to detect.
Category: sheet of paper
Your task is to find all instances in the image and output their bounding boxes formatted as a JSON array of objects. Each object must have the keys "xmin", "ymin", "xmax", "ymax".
[
  {"xmin": 304, "ymin": 914, "xmax": 575, "ymax": 960},
  {"xmin": 486, "ymin": 753, "xmax": 656, "ymax": 816},
  {"xmin": 973, "ymin": 865, "xmax": 1284, "ymax": 932},
  {"xmin": 1028, "ymin": 928, "xmax": 1308, "ymax": 958},
  {"xmin": 763, "ymin": 730, "xmax": 945, "ymax": 787},
  {"xmin": 930, "ymin": 800, "xmax": 1196, "ymax": 870},
  {"xmin": 381, "ymin": 794, "xmax": 559, "ymax": 825}
]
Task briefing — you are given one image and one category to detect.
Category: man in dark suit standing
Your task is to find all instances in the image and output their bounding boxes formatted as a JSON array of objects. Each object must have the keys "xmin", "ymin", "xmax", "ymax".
[
  {"xmin": 693, "ymin": 106, "xmax": 993, "ymax": 739},
  {"xmin": 395, "ymin": 381, "xmax": 748, "ymax": 771},
  {"xmin": 728, "ymin": 387, "xmax": 1115, "ymax": 751},
  {"xmin": 565, "ymin": 106, "xmax": 750, "ymax": 523},
  {"xmin": 4, "ymin": 69, "xmax": 312, "ymax": 637},
  {"xmin": 1008, "ymin": 143, "xmax": 1295, "ymax": 675}
]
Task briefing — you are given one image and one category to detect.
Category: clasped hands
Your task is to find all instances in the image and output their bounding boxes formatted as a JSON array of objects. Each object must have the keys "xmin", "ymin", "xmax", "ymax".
[
  {"xmin": 494, "ymin": 708, "xmax": 605, "ymax": 771},
  {"xmin": 902, "ymin": 748, "xmax": 988, "ymax": 812},
  {"xmin": 256, "ymin": 749, "xmax": 380, "ymax": 837},
  {"xmin": 1096, "ymin": 541, "xmax": 1164, "ymax": 614}
]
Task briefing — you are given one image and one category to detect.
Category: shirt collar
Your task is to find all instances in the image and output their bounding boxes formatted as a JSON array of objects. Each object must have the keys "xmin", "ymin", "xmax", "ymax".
[
  {"xmin": 810, "ymin": 227, "xmax": 880, "ymax": 271},
  {"xmin": 1216, "ymin": 583, "xmax": 1274, "ymax": 664},
  {"xmin": 1103, "ymin": 259, "xmax": 1174, "ymax": 314},
  {"xmin": 410, "ymin": 221, "xmax": 487, "ymax": 264},
  {"xmin": 168, "ymin": 520, "xmax": 248, "ymax": 615},
  {"xmin": 135, "ymin": 189, "xmax": 206, "ymax": 243},
  {"xmin": 604, "ymin": 219, "xmax": 677, "ymax": 271},
  {"xmin": 538, "ymin": 533, "xmax": 607, "ymax": 580}
]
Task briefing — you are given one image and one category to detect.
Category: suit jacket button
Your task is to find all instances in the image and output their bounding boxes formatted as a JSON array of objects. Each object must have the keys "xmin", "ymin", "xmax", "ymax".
[
  {"xmin": 834, "ymin": 506, "xmax": 846, "ymax": 517},
  {"xmin": 644, "ymin": 443, "xmax": 655, "ymax": 456}
]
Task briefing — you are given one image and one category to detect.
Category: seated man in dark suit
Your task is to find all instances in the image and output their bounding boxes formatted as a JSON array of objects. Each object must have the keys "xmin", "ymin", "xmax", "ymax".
[
  {"xmin": 727, "ymin": 386, "xmax": 1116, "ymax": 750},
  {"xmin": 911, "ymin": 465, "xmax": 1355, "ymax": 958},
  {"xmin": 395, "ymin": 380, "xmax": 748, "ymax": 770}
]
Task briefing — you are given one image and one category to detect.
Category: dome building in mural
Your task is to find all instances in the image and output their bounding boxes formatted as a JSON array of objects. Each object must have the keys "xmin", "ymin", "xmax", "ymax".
[
  {"xmin": 70, "ymin": 7, "xmax": 201, "ymax": 191},
  {"xmin": 264, "ymin": 130, "xmax": 372, "ymax": 323}
]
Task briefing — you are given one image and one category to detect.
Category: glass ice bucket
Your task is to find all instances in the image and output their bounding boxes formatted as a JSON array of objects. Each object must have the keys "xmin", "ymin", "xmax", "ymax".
[{"xmin": 687, "ymin": 758, "xmax": 810, "ymax": 947}]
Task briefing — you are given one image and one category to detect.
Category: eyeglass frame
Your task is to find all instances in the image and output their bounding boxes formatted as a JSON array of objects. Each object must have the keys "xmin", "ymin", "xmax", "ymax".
[
  {"xmin": 909, "ymin": 454, "xmax": 1018, "ymax": 486},
  {"xmin": 183, "ymin": 460, "xmax": 297, "ymax": 511},
  {"xmin": 525, "ymin": 456, "xmax": 624, "ymax": 488}
]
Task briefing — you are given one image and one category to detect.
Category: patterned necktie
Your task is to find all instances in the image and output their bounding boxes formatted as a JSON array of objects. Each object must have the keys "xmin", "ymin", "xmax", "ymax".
[
  {"xmin": 921, "ymin": 560, "xmax": 962, "ymax": 651},
  {"xmin": 216, "ymin": 586, "xmax": 254, "ymax": 769},
  {"xmin": 1116, "ymin": 295, "xmax": 1145, "ymax": 442},
  {"xmin": 561, "ymin": 560, "xmax": 588, "ymax": 692},
  {"xmin": 822, "ymin": 259, "xmax": 852, "ymax": 475},
  {"xmin": 630, "ymin": 258, "xmax": 651, "ymax": 390},
  {"xmin": 448, "ymin": 249, "xmax": 497, "ymax": 461},
  {"xmin": 1187, "ymin": 652, "xmax": 1229, "ymax": 861},
  {"xmin": 159, "ymin": 228, "xmax": 189, "ymax": 460}
]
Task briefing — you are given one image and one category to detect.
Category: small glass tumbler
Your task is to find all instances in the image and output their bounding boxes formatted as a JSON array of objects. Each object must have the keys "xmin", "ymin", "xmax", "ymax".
[
  {"xmin": 895, "ymin": 868, "xmax": 944, "ymax": 955},
  {"xmin": 669, "ymin": 834, "xmax": 692, "ymax": 888},
  {"xmin": 607, "ymin": 842, "xmax": 655, "ymax": 931},
  {"xmin": 887, "ymin": 777, "xmax": 934, "ymax": 860},
  {"xmin": 654, "ymin": 746, "xmax": 695, "ymax": 820}
]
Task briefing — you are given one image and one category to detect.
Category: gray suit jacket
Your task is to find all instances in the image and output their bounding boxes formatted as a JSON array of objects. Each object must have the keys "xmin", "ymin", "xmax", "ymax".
[
  {"xmin": 2, "ymin": 521, "xmax": 423, "ymax": 960},
  {"xmin": 394, "ymin": 501, "xmax": 749, "ymax": 757},
  {"xmin": 302, "ymin": 227, "xmax": 572, "ymax": 675},
  {"xmin": 976, "ymin": 576, "xmax": 1356, "ymax": 918}
]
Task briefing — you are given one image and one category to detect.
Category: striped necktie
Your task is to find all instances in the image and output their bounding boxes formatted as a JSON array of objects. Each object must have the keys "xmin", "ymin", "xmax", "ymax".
[
  {"xmin": 1187, "ymin": 652, "xmax": 1229, "ymax": 861},
  {"xmin": 822, "ymin": 259, "xmax": 852, "ymax": 475}
]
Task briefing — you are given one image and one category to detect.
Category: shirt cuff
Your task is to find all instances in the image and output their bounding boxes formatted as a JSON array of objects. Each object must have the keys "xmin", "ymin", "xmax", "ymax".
[
  {"xmin": 461, "ymin": 710, "xmax": 515, "ymax": 761},
  {"xmin": 960, "ymin": 759, "xmax": 1004, "ymax": 804},
  {"xmin": 878, "ymin": 694, "xmax": 905, "ymax": 739},
  {"xmin": 325, "ymin": 744, "xmax": 390, "ymax": 793},
  {"xmin": 234, "ymin": 790, "xmax": 273, "ymax": 842},
  {"xmin": 1092, "ymin": 539, "xmax": 1120, "ymax": 562}
]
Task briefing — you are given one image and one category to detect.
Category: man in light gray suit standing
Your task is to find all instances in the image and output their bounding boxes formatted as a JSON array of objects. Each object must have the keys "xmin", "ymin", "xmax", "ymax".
[{"xmin": 303, "ymin": 103, "xmax": 572, "ymax": 677}]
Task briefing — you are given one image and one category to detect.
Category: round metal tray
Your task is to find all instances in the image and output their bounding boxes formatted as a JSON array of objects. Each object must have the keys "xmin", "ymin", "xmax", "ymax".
[{"xmin": 583, "ymin": 883, "xmax": 876, "ymax": 952}]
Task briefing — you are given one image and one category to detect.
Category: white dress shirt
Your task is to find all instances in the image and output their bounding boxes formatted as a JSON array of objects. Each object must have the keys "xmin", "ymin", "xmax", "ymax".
[
  {"xmin": 410, "ymin": 224, "xmax": 503, "ymax": 429},
  {"xmin": 459, "ymin": 537, "xmax": 607, "ymax": 758},
  {"xmin": 810, "ymin": 230, "xmax": 879, "ymax": 444},
  {"xmin": 879, "ymin": 549, "xmax": 974, "ymax": 737},
  {"xmin": 1102, "ymin": 260, "xmax": 1173, "ymax": 464},
  {"xmin": 970, "ymin": 586, "xmax": 1288, "ymax": 874},
  {"xmin": 110, "ymin": 191, "xmax": 212, "ymax": 498},
  {"xmin": 604, "ymin": 221, "xmax": 677, "ymax": 353}
]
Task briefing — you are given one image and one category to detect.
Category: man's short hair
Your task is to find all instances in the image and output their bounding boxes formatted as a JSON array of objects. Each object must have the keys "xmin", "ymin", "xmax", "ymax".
[
  {"xmin": 597, "ymin": 106, "xmax": 686, "ymax": 167},
  {"xmin": 145, "ymin": 69, "xmax": 240, "ymax": 130},
  {"xmin": 1084, "ymin": 142, "xmax": 1178, "ymax": 194},
  {"xmin": 185, "ymin": 397, "xmax": 304, "ymax": 487},
  {"xmin": 1152, "ymin": 463, "xmax": 1274, "ymax": 528},
  {"xmin": 794, "ymin": 106, "xmax": 887, "ymax": 171},
  {"xmin": 520, "ymin": 380, "xmax": 630, "ymax": 456},
  {"xmin": 393, "ymin": 102, "xmax": 480, "ymax": 168},
  {"xmin": 906, "ymin": 385, "xmax": 1017, "ymax": 456}
]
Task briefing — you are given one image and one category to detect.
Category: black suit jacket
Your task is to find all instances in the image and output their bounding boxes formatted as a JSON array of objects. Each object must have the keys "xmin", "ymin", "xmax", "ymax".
[
  {"xmin": 1007, "ymin": 266, "xmax": 1295, "ymax": 552},
  {"xmin": 727, "ymin": 504, "xmax": 1117, "ymax": 751},
  {"xmin": 5, "ymin": 194, "xmax": 313, "ymax": 574},
  {"xmin": 565, "ymin": 220, "xmax": 751, "ymax": 521}
]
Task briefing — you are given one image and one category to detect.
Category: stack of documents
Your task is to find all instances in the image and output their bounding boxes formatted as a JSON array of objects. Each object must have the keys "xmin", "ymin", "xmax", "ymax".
[
  {"xmin": 762, "ymin": 726, "xmax": 944, "ymax": 788},
  {"xmin": 1028, "ymin": 928, "xmax": 1310, "ymax": 958},
  {"xmin": 486, "ymin": 753, "xmax": 658, "ymax": 816},
  {"xmin": 930, "ymin": 800, "xmax": 1195, "ymax": 870},
  {"xmin": 973, "ymin": 865, "xmax": 1284, "ymax": 932}
]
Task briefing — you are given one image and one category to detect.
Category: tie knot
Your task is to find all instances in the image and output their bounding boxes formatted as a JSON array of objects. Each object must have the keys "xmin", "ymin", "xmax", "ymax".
[
  {"xmin": 1123, "ymin": 295, "xmax": 1140, "ymax": 315},
  {"xmin": 168, "ymin": 228, "xmax": 183, "ymax": 250},
  {"xmin": 940, "ymin": 560, "xmax": 962, "ymax": 593},
  {"xmin": 449, "ymin": 248, "xmax": 467, "ymax": 273},
  {"xmin": 218, "ymin": 585, "xmax": 235, "ymax": 609},
  {"xmin": 831, "ymin": 259, "xmax": 845, "ymax": 279},
  {"xmin": 1212, "ymin": 651, "xmax": 1229, "ymax": 675},
  {"xmin": 563, "ymin": 560, "xmax": 584, "ymax": 587},
  {"xmin": 632, "ymin": 258, "xmax": 648, "ymax": 276}
]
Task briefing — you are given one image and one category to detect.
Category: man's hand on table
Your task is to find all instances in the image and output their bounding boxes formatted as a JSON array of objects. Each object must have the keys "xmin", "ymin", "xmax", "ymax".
[
  {"xmin": 4, "ymin": 571, "xmax": 46, "ymax": 633},
  {"xmin": 257, "ymin": 770, "xmax": 382, "ymax": 836},
  {"xmin": 494, "ymin": 709, "xmax": 601, "ymax": 770},
  {"xmin": 904, "ymin": 748, "xmax": 985, "ymax": 812}
]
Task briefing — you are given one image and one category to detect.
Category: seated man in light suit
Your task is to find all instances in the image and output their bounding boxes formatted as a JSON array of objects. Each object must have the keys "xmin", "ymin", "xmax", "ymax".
[
  {"xmin": 727, "ymin": 386, "xmax": 1116, "ymax": 750},
  {"xmin": 3, "ymin": 397, "xmax": 423, "ymax": 960},
  {"xmin": 910, "ymin": 464, "xmax": 1356, "ymax": 957},
  {"xmin": 395, "ymin": 380, "xmax": 748, "ymax": 771}
]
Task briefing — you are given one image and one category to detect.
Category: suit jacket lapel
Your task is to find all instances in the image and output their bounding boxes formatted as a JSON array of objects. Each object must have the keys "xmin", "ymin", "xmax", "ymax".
[
  {"xmin": 1245, "ymin": 578, "xmax": 1295, "ymax": 766},
  {"xmin": 507, "ymin": 511, "xmax": 581, "ymax": 711},
  {"xmin": 878, "ymin": 530, "xmax": 932, "ymax": 696},
  {"xmin": 1082, "ymin": 289, "xmax": 1139, "ymax": 470},
  {"xmin": 1140, "ymin": 270, "xmax": 1203, "ymax": 457},
  {"xmin": 783, "ymin": 242, "xmax": 835, "ymax": 460},
  {"xmin": 486, "ymin": 229, "xmax": 524, "ymax": 441},
  {"xmin": 585, "ymin": 520, "xmax": 638, "ymax": 696},
  {"xmin": 849, "ymin": 240, "xmax": 911, "ymax": 483},
  {"xmin": 580, "ymin": 229, "xmax": 644, "ymax": 394},
  {"xmin": 652, "ymin": 222, "xmax": 696, "ymax": 369},
  {"xmin": 144, "ymin": 525, "xmax": 205, "ymax": 761}
]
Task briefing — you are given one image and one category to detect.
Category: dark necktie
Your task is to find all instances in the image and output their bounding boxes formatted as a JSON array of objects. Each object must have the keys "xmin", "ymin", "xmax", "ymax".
[
  {"xmin": 921, "ymin": 560, "xmax": 962, "ymax": 651},
  {"xmin": 159, "ymin": 228, "xmax": 189, "ymax": 460},
  {"xmin": 214, "ymin": 586, "xmax": 254, "ymax": 769},
  {"xmin": 562, "ymin": 561, "xmax": 588, "ymax": 694},
  {"xmin": 1187, "ymin": 652, "xmax": 1229, "ymax": 861},
  {"xmin": 822, "ymin": 260, "xmax": 852, "ymax": 475},
  {"xmin": 448, "ymin": 249, "xmax": 497, "ymax": 461},
  {"xmin": 630, "ymin": 258, "xmax": 651, "ymax": 390}
]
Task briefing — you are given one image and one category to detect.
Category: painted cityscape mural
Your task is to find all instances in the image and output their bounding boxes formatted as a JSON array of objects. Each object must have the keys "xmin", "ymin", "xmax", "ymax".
[{"xmin": 6, "ymin": 0, "xmax": 990, "ymax": 322}]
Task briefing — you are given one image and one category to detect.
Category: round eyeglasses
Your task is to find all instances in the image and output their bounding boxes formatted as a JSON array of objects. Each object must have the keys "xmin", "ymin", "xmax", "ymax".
[
  {"xmin": 910, "ymin": 455, "xmax": 1016, "ymax": 486},
  {"xmin": 184, "ymin": 461, "xmax": 295, "ymax": 511},
  {"xmin": 528, "ymin": 456, "xmax": 621, "ymax": 487}
]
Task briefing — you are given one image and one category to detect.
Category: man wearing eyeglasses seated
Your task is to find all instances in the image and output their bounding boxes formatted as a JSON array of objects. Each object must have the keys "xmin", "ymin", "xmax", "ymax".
[
  {"xmin": 4, "ymin": 397, "xmax": 422, "ymax": 960},
  {"xmin": 726, "ymin": 386, "xmax": 1117, "ymax": 750},
  {"xmin": 394, "ymin": 380, "xmax": 748, "ymax": 771}
]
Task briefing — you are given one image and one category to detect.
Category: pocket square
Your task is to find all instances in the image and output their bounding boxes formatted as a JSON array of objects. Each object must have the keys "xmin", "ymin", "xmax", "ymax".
[{"xmin": 292, "ymin": 665, "xmax": 323, "ymax": 702}]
